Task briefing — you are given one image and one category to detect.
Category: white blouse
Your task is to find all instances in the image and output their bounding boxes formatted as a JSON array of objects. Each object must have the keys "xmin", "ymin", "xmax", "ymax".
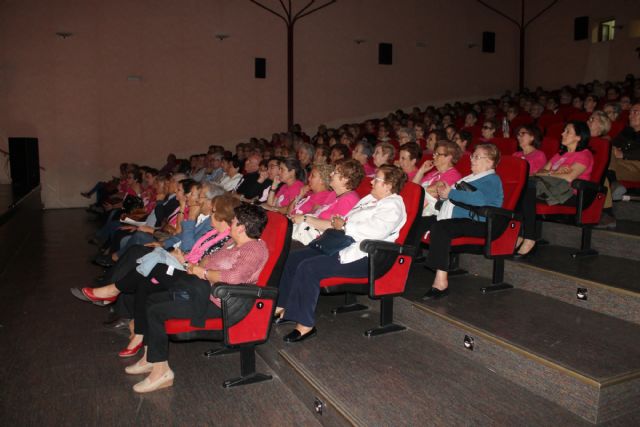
[{"xmin": 339, "ymin": 193, "xmax": 407, "ymax": 264}]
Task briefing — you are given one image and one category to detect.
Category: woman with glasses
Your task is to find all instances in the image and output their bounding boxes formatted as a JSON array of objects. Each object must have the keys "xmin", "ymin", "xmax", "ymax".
[
  {"xmin": 274, "ymin": 165, "xmax": 407, "ymax": 342},
  {"xmin": 512, "ymin": 124, "xmax": 547, "ymax": 175},
  {"xmin": 422, "ymin": 144, "xmax": 503, "ymax": 300},
  {"xmin": 289, "ymin": 159, "xmax": 364, "ymax": 245}
]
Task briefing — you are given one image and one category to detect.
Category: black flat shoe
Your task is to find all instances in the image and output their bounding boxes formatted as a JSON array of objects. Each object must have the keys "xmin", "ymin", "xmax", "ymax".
[
  {"xmin": 513, "ymin": 244, "xmax": 537, "ymax": 260},
  {"xmin": 283, "ymin": 327, "xmax": 317, "ymax": 343},
  {"xmin": 422, "ymin": 287, "xmax": 449, "ymax": 300}
]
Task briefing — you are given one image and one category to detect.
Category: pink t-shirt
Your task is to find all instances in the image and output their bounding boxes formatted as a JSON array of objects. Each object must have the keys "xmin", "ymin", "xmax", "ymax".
[
  {"xmin": 406, "ymin": 169, "xmax": 418, "ymax": 182},
  {"xmin": 548, "ymin": 150, "xmax": 593, "ymax": 181},
  {"xmin": 420, "ymin": 167, "xmax": 462, "ymax": 187},
  {"xmin": 363, "ymin": 163, "xmax": 376, "ymax": 177},
  {"xmin": 292, "ymin": 190, "xmax": 336, "ymax": 214},
  {"xmin": 274, "ymin": 180, "xmax": 304, "ymax": 207},
  {"xmin": 314, "ymin": 191, "xmax": 360, "ymax": 219},
  {"xmin": 513, "ymin": 149, "xmax": 547, "ymax": 175}
]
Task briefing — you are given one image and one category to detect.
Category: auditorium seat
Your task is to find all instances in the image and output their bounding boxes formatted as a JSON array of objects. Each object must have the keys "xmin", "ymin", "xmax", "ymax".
[
  {"xmin": 421, "ymin": 156, "xmax": 528, "ymax": 292},
  {"xmin": 163, "ymin": 210, "xmax": 291, "ymax": 387},
  {"xmin": 540, "ymin": 137, "xmax": 560, "ymax": 161},
  {"xmin": 545, "ymin": 122, "xmax": 566, "ymax": 140},
  {"xmin": 491, "ymin": 137, "xmax": 518, "ymax": 155},
  {"xmin": 535, "ymin": 138, "xmax": 611, "ymax": 257},
  {"xmin": 318, "ymin": 182, "xmax": 424, "ymax": 336}
]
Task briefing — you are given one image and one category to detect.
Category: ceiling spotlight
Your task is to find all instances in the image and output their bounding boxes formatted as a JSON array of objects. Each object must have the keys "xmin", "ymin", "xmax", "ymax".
[
  {"xmin": 56, "ymin": 32, "xmax": 74, "ymax": 39},
  {"xmin": 214, "ymin": 33, "xmax": 230, "ymax": 41},
  {"xmin": 354, "ymin": 39, "xmax": 366, "ymax": 45}
]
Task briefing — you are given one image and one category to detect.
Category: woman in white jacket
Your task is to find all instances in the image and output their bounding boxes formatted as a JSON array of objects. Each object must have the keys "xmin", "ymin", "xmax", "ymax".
[{"xmin": 274, "ymin": 165, "xmax": 407, "ymax": 342}]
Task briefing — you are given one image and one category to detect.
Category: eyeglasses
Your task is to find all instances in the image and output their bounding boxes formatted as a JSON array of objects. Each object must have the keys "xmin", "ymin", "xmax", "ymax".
[
  {"xmin": 517, "ymin": 131, "xmax": 531, "ymax": 136},
  {"xmin": 433, "ymin": 152, "xmax": 449, "ymax": 157},
  {"xmin": 471, "ymin": 155, "xmax": 490, "ymax": 160},
  {"xmin": 482, "ymin": 126, "xmax": 494, "ymax": 130},
  {"xmin": 372, "ymin": 177, "xmax": 386, "ymax": 183}
]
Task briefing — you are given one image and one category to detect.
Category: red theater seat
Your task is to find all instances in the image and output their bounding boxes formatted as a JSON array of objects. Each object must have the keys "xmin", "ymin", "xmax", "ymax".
[
  {"xmin": 421, "ymin": 156, "xmax": 528, "ymax": 292},
  {"xmin": 540, "ymin": 137, "xmax": 560, "ymax": 161},
  {"xmin": 163, "ymin": 211, "xmax": 291, "ymax": 387},
  {"xmin": 318, "ymin": 182, "xmax": 424, "ymax": 336},
  {"xmin": 545, "ymin": 122, "xmax": 566, "ymax": 140},
  {"xmin": 491, "ymin": 137, "xmax": 518, "ymax": 155},
  {"xmin": 535, "ymin": 138, "xmax": 611, "ymax": 257}
]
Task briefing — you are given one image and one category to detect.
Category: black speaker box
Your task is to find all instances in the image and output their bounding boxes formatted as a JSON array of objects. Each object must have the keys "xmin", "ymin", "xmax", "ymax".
[
  {"xmin": 8, "ymin": 137, "xmax": 40, "ymax": 197},
  {"xmin": 574, "ymin": 16, "xmax": 589, "ymax": 41},
  {"xmin": 255, "ymin": 57, "xmax": 266, "ymax": 79},
  {"xmin": 482, "ymin": 31, "xmax": 495, "ymax": 53},
  {"xmin": 378, "ymin": 43, "xmax": 393, "ymax": 65}
]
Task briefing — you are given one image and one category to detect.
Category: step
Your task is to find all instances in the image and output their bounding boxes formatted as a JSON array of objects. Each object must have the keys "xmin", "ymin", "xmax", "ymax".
[
  {"xmin": 539, "ymin": 221, "xmax": 640, "ymax": 260},
  {"xmin": 259, "ymin": 296, "xmax": 588, "ymax": 426},
  {"xmin": 459, "ymin": 246, "xmax": 640, "ymax": 325},
  {"xmin": 390, "ymin": 266, "xmax": 640, "ymax": 424}
]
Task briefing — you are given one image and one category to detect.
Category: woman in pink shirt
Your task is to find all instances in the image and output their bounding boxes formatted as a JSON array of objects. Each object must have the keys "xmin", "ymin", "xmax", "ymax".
[
  {"xmin": 397, "ymin": 142, "xmax": 421, "ymax": 182},
  {"xmin": 264, "ymin": 158, "xmax": 305, "ymax": 214},
  {"xmin": 290, "ymin": 159, "xmax": 364, "ymax": 244},
  {"xmin": 289, "ymin": 164, "xmax": 336, "ymax": 215},
  {"xmin": 512, "ymin": 124, "xmax": 547, "ymax": 175},
  {"xmin": 413, "ymin": 140, "xmax": 463, "ymax": 217},
  {"xmin": 516, "ymin": 121, "xmax": 593, "ymax": 257}
]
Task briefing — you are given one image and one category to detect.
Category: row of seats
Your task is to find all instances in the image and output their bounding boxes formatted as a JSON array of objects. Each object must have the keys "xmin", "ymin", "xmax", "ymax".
[{"xmin": 161, "ymin": 137, "xmax": 610, "ymax": 388}]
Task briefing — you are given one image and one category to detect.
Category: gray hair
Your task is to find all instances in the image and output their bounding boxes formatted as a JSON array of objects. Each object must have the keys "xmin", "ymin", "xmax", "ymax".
[
  {"xmin": 398, "ymin": 127, "xmax": 416, "ymax": 142},
  {"xmin": 201, "ymin": 181, "xmax": 225, "ymax": 199},
  {"xmin": 355, "ymin": 140, "xmax": 374, "ymax": 158},
  {"xmin": 298, "ymin": 142, "xmax": 315, "ymax": 159},
  {"xmin": 590, "ymin": 111, "xmax": 612, "ymax": 136}
]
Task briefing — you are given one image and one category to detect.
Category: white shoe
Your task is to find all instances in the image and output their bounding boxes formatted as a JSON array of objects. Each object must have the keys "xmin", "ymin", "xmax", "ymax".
[
  {"xmin": 133, "ymin": 369, "xmax": 174, "ymax": 393},
  {"xmin": 125, "ymin": 360, "xmax": 153, "ymax": 375}
]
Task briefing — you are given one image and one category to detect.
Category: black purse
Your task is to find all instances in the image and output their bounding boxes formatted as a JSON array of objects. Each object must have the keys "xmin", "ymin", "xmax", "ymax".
[{"xmin": 308, "ymin": 229, "xmax": 355, "ymax": 256}]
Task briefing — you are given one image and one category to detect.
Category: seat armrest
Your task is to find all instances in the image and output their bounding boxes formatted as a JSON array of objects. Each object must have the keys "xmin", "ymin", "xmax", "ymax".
[
  {"xmin": 360, "ymin": 240, "xmax": 416, "ymax": 256},
  {"xmin": 572, "ymin": 179, "xmax": 605, "ymax": 194},
  {"xmin": 212, "ymin": 284, "xmax": 278, "ymax": 301},
  {"xmin": 471, "ymin": 206, "xmax": 519, "ymax": 220}
]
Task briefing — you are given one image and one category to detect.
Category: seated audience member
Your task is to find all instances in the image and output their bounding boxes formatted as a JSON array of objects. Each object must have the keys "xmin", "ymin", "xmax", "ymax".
[
  {"xmin": 422, "ymin": 144, "xmax": 504, "ymax": 299},
  {"xmin": 479, "ymin": 120, "xmax": 497, "ymax": 142},
  {"xmin": 234, "ymin": 154, "xmax": 266, "ymax": 200},
  {"xmin": 203, "ymin": 153, "xmax": 224, "ymax": 183},
  {"xmin": 452, "ymin": 130, "xmax": 473, "ymax": 155},
  {"xmin": 397, "ymin": 142, "xmax": 421, "ymax": 181},
  {"xmin": 313, "ymin": 145, "xmax": 330, "ymax": 165},
  {"xmin": 425, "ymin": 130, "xmax": 445, "ymax": 153},
  {"xmin": 264, "ymin": 158, "xmax": 306, "ymax": 214},
  {"xmin": 351, "ymin": 140, "xmax": 376, "ymax": 176},
  {"xmin": 274, "ymin": 165, "xmax": 407, "ymax": 342},
  {"xmin": 329, "ymin": 143, "xmax": 351, "ymax": 163},
  {"xmin": 82, "ymin": 163, "xmax": 129, "ymax": 209},
  {"xmin": 372, "ymin": 142, "xmax": 395, "ymax": 169},
  {"xmin": 445, "ymin": 125, "xmax": 457, "ymax": 141},
  {"xmin": 119, "ymin": 204, "xmax": 268, "ymax": 393},
  {"xmin": 587, "ymin": 111, "xmax": 617, "ymax": 228},
  {"xmin": 189, "ymin": 154, "xmax": 207, "ymax": 182},
  {"xmin": 297, "ymin": 142, "xmax": 315, "ymax": 174},
  {"xmin": 218, "ymin": 158, "xmax": 243, "ymax": 192},
  {"xmin": 415, "ymin": 123, "xmax": 427, "ymax": 150},
  {"xmin": 512, "ymin": 124, "xmax": 547, "ymax": 175},
  {"xmin": 396, "ymin": 127, "xmax": 416, "ymax": 146},
  {"xmin": 609, "ymin": 102, "xmax": 640, "ymax": 187},
  {"xmin": 289, "ymin": 163, "xmax": 336, "ymax": 216},
  {"xmin": 72, "ymin": 196, "xmax": 245, "ymax": 365},
  {"xmin": 289, "ymin": 159, "xmax": 364, "ymax": 244},
  {"xmin": 516, "ymin": 121, "xmax": 594, "ymax": 258},
  {"xmin": 158, "ymin": 154, "xmax": 177, "ymax": 177},
  {"xmin": 413, "ymin": 140, "xmax": 463, "ymax": 217}
]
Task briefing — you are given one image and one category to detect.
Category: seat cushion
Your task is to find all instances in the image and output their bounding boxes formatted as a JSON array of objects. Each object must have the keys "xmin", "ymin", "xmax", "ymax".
[
  {"xmin": 320, "ymin": 276, "xmax": 368, "ymax": 288},
  {"xmin": 164, "ymin": 318, "xmax": 223, "ymax": 334},
  {"xmin": 536, "ymin": 203, "xmax": 577, "ymax": 215}
]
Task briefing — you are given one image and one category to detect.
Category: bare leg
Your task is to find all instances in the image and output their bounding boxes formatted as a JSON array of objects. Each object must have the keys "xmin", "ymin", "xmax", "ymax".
[
  {"xmin": 91, "ymin": 284, "xmax": 120, "ymax": 299},
  {"xmin": 145, "ymin": 361, "xmax": 171, "ymax": 383},
  {"xmin": 294, "ymin": 323, "xmax": 314, "ymax": 335},
  {"xmin": 432, "ymin": 269, "xmax": 449, "ymax": 291},
  {"xmin": 517, "ymin": 238, "xmax": 536, "ymax": 255},
  {"xmin": 125, "ymin": 333, "xmax": 143, "ymax": 350}
]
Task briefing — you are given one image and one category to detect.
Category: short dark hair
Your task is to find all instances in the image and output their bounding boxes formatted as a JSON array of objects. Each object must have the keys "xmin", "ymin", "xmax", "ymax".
[
  {"xmin": 234, "ymin": 203, "xmax": 268, "ymax": 239},
  {"xmin": 515, "ymin": 124, "xmax": 542, "ymax": 149},
  {"xmin": 179, "ymin": 178, "xmax": 198, "ymax": 195},
  {"xmin": 399, "ymin": 142, "xmax": 422, "ymax": 161},
  {"xmin": 331, "ymin": 143, "xmax": 352, "ymax": 161},
  {"xmin": 334, "ymin": 159, "xmax": 365, "ymax": 191},
  {"xmin": 377, "ymin": 165, "xmax": 407, "ymax": 194}
]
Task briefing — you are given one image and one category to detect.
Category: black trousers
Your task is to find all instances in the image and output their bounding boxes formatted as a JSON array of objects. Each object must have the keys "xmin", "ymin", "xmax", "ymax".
[
  {"xmin": 101, "ymin": 245, "xmax": 153, "ymax": 285},
  {"xmin": 425, "ymin": 218, "xmax": 491, "ymax": 271},
  {"xmin": 518, "ymin": 179, "xmax": 576, "ymax": 240},
  {"xmin": 145, "ymin": 283, "xmax": 221, "ymax": 363}
]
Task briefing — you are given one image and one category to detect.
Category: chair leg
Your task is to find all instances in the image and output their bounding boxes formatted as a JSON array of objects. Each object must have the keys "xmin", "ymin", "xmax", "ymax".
[
  {"xmin": 331, "ymin": 293, "xmax": 368, "ymax": 314},
  {"xmin": 481, "ymin": 259, "xmax": 513, "ymax": 293},
  {"xmin": 222, "ymin": 346, "xmax": 272, "ymax": 388},
  {"xmin": 364, "ymin": 296, "xmax": 406, "ymax": 337},
  {"xmin": 203, "ymin": 346, "xmax": 236, "ymax": 358},
  {"xmin": 572, "ymin": 226, "xmax": 598, "ymax": 258}
]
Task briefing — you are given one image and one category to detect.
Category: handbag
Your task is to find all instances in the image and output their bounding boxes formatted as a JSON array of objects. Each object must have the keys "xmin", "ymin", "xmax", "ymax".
[
  {"xmin": 533, "ymin": 176, "xmax": 573, "ymax": 205},
  {"xmin": 292, "ymin": 221, "xmax": 322, "ymax": 245},
  {"xmin": 308, "ymin": 229, "xmax": 355, "ymax": 256}
]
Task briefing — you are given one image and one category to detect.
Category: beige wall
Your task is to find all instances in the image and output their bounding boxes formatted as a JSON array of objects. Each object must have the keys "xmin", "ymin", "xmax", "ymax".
[{"xmin": 0, "ymin": 0, "xmax": 637, "ymax": 208}]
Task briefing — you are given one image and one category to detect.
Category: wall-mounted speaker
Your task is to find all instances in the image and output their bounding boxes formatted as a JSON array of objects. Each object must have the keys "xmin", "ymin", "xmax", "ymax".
[
  {"xmin": 482, "ymin": 31, "xmax": 495, "ymax": 53},
  {"xmin": 574, "ymin": 16, "xmax": 589, "ymax": 40},
  {"xmin": 255, "ymin": 57, "xmax": 266, "ymax": 79},
  {"xmin": 378, "ymin": 43, "xmax": 393, "ymax": 65}
]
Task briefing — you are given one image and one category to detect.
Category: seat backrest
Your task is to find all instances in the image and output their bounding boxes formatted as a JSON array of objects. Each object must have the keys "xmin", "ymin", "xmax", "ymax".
[
  {"xmin": 540, "ymin": 137, "xmax": 560, "ymax": 161},
  {"xmin": 396, "ymin": 182, "xmax": 425, "ymax": 248},
  {"xmin": 491, "ymin": 137, "xmax": 518, "ymax": 155},
  {"xmin": 545, "ymin": 122, "xmax": 565, "ymax": 139},
  {"xmin": 257, "ymin": 211, "xmax": 292, "ymax": 287},
  {"xmin": 495, "ymin": 156, "xmax": 528, "ymax": 210},
  {"xmin": 454, "ymin": 152, "xmax": 472, "ymax": 177},
  {"xmin": 587, "ymin": 137, "xmax": 612, "ymax": 185},
  {"xmin": 355, "ymin": 176, "xmax": 372, "ymax": 199}
]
